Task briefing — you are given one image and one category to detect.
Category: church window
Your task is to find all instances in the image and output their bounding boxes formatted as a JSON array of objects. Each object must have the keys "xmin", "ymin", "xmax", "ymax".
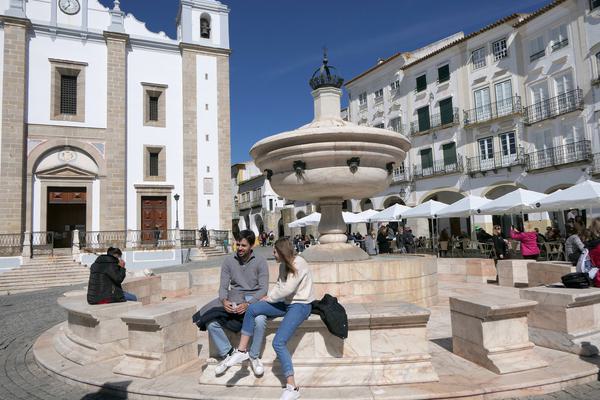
[
  {"xmin": 144, "ymin": 146, "xmax": 166, "ymax": 181},
  {"xmin": 142, "ymin": 83, "xmax": 167, "ymax": 127},
  {"xmin": 60, "ymin": 75, "xmax": 77, "ymax": 115},
  {"xmin": 50, "ymin": 59, "xmax": 86, "ymax": 122},
  {"xmin": 200, "ymin": 14, "xmax": 211, "ymax": 39},
  {"xmin": 149, "ymin": 152, "xmax": 159, "ymax": 176},
  {"xmin": 149, "ymin": 96, "xmax": 159, "ymax": 121}
]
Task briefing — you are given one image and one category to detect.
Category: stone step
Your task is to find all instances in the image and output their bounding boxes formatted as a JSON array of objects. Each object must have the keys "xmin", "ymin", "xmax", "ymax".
[
  {"xmin": 2, "ymin": 266, "xmax": 86, "ymax": 275},
  {"xmin": 0, "ymin": 275, "xmax": 90, "ymax": 285},
  {"xmin": 0, "ymin": 280, "xmax": 87, "ymax": 295},
  {"xmin": 13, "ymin": 264, "xmax": 83, "ymax": 270},
  {"xmin": 23, "ymin": 259, "xmax": 78, "ymax": 265}
]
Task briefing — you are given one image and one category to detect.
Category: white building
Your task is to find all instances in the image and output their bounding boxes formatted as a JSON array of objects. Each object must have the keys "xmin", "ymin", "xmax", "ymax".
[
  {"xmin": 345, "ymin": 0, "xmax": 600, "ymax": 236},
  {"xmin": 0, "ymin": 0, "xmax": 232, "ymax": 247}
]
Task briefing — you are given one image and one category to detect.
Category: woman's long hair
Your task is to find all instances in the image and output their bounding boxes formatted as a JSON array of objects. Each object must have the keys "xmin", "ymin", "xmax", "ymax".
[
  {"xmin": 590, "ymin": 217, "xmax": 600, "ymax": 240},
  {"xmin": 274, "ymin": 238, "xmax": 297, "ymax": 278}
]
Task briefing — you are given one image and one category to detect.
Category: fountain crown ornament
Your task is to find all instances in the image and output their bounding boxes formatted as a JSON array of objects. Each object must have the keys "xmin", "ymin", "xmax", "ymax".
[{"xmin": 309, "ymin": 48, "xmax": 344, "ymax": 90}]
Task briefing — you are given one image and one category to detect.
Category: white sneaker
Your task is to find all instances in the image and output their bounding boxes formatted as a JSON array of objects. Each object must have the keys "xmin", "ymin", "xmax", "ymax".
[
  {"xmin": 224, "ymin": 349, "xmax": 249, "ymax": 367},
  {"xmin": 214, "ymin": 353, "xmax": 233, "ymax": 375},
  {"xmin": 250, "ymin": 357, "xmax": 264, "ymax": 376},
  {"xmin": 280, "ymin": 384, "xmax": 301, "ymax": 400}
]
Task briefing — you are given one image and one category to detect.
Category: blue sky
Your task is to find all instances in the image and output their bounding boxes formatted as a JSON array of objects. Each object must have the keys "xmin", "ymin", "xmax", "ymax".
[{"xmin": 100, "ymin": 0, "xmax": 550, "ymax": 163}]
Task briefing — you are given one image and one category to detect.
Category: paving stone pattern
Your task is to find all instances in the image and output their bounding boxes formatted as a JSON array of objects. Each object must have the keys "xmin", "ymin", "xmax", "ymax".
[{"xmin": 1, "ymin": 248, "xmax": 600, "ymax": 400}]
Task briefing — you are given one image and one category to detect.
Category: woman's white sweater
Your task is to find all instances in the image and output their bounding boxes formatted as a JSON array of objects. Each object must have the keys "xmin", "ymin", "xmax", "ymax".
[{"xmin": 267, "ymin": 255, "xmax": 315, "ymax": 304}]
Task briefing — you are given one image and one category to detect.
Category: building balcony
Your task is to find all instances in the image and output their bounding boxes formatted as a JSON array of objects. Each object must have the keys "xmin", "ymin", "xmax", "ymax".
[
  {"xmin": 523, "ymin": 88, "xmax": 584, "ymax": 125},
  {"xmin": 238, "ymin": 198, "xmax": 262, "ymax": 210},
  {"xmin": 391, "ymin": 169, "xmax": 411, "ymax": 183},
  {"xmin": 592, "ymin": 153, "xmax": 600, "ymax": 176},
  {"xmin": 413, "ymin": 157, "xmax": 464, "ymax": 179},
  {"xmin": 525, "ymin": 140, "xmax": 592, "ymax": 171},
  {"xmin": 466, "ymin": 150, "xmax": 525, "ymax": 176},
  {"xmin": 463, "ymin": 96, "xmax": 521, "ymax": 127},
  {"xmin": 410, "ymin": 107, "xmax": 460, "ymax": 136}
]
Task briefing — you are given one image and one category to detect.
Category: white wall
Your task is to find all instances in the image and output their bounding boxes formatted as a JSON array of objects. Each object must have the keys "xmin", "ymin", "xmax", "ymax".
[
  {"xmin": 26, "ymin": 34, "xmax": 107, "ymax": 128},
  {"xmin": 196, "ymin": 53, "xmax": 220, "ymax": 229},
  {"xmin": 126, "ymin": 46, "xmax": 183, "ymax": 230}
]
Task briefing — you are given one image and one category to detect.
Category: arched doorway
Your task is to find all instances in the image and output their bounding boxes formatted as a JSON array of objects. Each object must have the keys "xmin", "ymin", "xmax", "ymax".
[
  {"xmin": 383, "ymin": 196, "xmax": 405, "ymax": 208},
  {"xmin": 483, "ymin": 184, "xmax": 521, "ymax": 234},
  {"xmin": 422, "ymin": 191, "xmax": 465, "ymax": 237},
  {"xmin": 359, "ymin": 198, "xmax": 373, "ymax": 211}
]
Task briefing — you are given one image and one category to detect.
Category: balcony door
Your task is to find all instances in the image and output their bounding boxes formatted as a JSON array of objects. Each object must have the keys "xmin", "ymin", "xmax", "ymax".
[
  {"xmin": 417, "ymin": 106, "xmax": 430, "ymax": 132},
  {"xmin": 499, "ymin": 131, "xmax": 517, "ymax": 166},
  {"xmin": 494, "ymin": 80, "xmax": 513, "ymax": 116},
  {"xmin": 478, "ymin": 137, "xmax": 494, "ymax": 171},
  {"xmin": 530, "ymin": 82, "xmax": 549, "ymax": 121},
  {"xmin": 474, "ymin": 87, "xmax": 491, "ymax": 122},
  {"xmin": 563, "ymin": 123, "xmax": 585, "ymax": 164},
  {"xmin": 442, "ymin": 142, "xmax": 458, "ymax": 172},
  {"xmin": 420, "ymin": 148, "xmax": 433, "ymax": 176},
  {"xmin": 554, "ymin": 73, "xmax": 573, "ymax": 113},
  {"xmin": 534, "ymin": 130, "xmax": 554, "ymax": 169},
  {"xmin": 439, "ymin": 97, "xmax": 454, "ymax": 125}
]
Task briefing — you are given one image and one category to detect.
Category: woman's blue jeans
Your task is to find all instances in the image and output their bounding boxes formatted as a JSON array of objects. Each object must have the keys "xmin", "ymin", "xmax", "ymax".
[{"xmin": 241, "ymin": 301, "xmax": 311, "ymax": 378}]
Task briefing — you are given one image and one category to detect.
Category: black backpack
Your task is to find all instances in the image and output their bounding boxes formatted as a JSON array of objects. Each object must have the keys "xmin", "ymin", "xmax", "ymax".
[{"xmin": 561, "ymin": 272, "xmax": 591, "ymax": 289}]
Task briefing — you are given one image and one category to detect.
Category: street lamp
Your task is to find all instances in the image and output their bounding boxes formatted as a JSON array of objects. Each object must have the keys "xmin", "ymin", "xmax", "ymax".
[{"xmin": 174, "ymin": 193, "xmax": 180, "ymax": 229}]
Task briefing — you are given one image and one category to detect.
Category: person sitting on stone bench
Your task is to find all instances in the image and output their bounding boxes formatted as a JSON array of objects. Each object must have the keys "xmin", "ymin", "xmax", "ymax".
[
  {"xmin": 87, "ymin": 247, "xmax": 137, "ymax": 304},
  {"xmin": 193, "ymin": 229, "xmax": 269, "ymax": 378},
  {"xmin": 225, "ymin": 238, "xmax": 315, "ymax": 400}
]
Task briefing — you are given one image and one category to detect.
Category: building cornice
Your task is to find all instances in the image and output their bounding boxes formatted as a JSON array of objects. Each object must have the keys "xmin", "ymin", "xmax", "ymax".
[
  {"xmin": 179, "ymin": 42, "xmax": 231, "ymax": 56},
  {"xmin": 0, "ymin": 14, "xmax": 31, "ymax": 28},
  {"xmin": 103, "ymin": 30, "xmax": 129, "ymax": 43}
]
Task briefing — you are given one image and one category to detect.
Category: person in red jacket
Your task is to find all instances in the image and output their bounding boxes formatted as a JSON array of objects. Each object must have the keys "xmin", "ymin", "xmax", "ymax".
[
  {"xmin": 510, "ymin": 225, "xmax": 540, "ymax": 260},
  {"xmin": 587, "ymin": 218, "xmax": 600, "ymax": 268}
]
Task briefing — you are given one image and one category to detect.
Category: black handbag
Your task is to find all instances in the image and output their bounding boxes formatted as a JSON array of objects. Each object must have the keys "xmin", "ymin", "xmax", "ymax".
[{"xmin": 561, "ymin": 272, "xmax": 591, "ymax": 289}]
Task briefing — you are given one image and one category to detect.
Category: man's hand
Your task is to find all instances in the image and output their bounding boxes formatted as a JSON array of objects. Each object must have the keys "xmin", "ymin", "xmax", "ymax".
[
  {"xmin": 235, "ymin": 302, "xmax": 249, "ymax": 314},
  {"xmin": 222, "ymin": 299, "xmax": 236, "ymax": 313},
  {"xmin": 260, "ymin": 295, "xmax": 269, "ymax": 301}
]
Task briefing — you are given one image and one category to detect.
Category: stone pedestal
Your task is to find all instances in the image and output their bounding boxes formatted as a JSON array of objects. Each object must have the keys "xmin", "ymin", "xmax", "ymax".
[
  {"xmin": 520, "ymin": 286, "xmax": 600, "ymax": 356},
  {"xmin": 498, "ymin": 259, "xmax": 531, "ymax": 287},
  {"xmin": 122, "ymin": 276, "xmax": 162, "ymax": 305},
  {"xmin": 159, "ymin": 271, "xmax": 190, "ymax": 298},
  {"xmin": 54, "ymin": 296, "xmax": 142, "ymax": 365},
  {"xmin": 113, "ymin": 302, "xmax": 197, "ymax": 378},
  {"xmin": 437, "ymin": 258, "xmax": 496, "ymax": 283},
  {"xmin": 527, "ymin": 262, "xmax": 575, "ymax": 287},
  {"xmin": 199, "ymin": 301, "xmax": 438, "ymax": 387},
  {"xmin": 450, "ymin": 295, "xmax": 547, "ymax": 374}
]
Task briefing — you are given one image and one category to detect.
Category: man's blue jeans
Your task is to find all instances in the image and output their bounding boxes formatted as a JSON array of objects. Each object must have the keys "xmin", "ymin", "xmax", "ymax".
[
  {"xmin": 241, "ymin": 301, "xmax": 311, "ymax": 378},
  {"xmin": 123, "ymin": 291, "xmax": 137, "ymax": 301},
  {"xmin": 207, "ymin": 315, "xmax": 267, "ymax": 359}
]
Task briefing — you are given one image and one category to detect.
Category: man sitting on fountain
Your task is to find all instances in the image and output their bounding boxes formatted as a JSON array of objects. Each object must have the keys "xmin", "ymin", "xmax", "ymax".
[{"xmin": 193, "ymin": 229, "xmax": 269, "ymax": 377}]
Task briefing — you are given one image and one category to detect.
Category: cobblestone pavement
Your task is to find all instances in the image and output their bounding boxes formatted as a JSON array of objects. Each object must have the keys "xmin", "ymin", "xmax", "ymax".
[{"xmin": 1, "ymin": 248, "xmax": 599, "ymax": 400}]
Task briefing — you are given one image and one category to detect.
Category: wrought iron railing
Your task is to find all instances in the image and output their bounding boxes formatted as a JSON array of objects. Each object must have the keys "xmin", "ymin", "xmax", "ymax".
[
  {"xmin": 180, "ymin": 229, "xmax": 197, "ymax": 247},
  {"xmin": 0, "ymin": 233, "xmax": 23, "ymax": 257},
  {"xmin": 210, "ymin": 229, "xmax": 230, "ymax": 250},
  {"xmin": 551, "ymin": 38, "xmax": 568, "ymax": 52},
  {"xmin": 530, "ymin": 49, "xmax": 545, "ymax": 62},
  {"xmin": 523, "ymin": 88, "xmax": 584, "ymax": 125},
  {"xmin": 463, "ymin": 96, "xmax": 521, "ymax": 126},
  {"xmin": 31, "ymin": 231, "xmax": 54, "ymax": 257},
  {"xmin": 525, "ymin": 140, "xmax": 592, "ymax": 171},
  {"xmin": 79, "ymin": 230, "xmax": 127, "ymax": 251},
  {"xmin": 410, "ymin": 107, "xmax": 459, "ymax": 135},
  {"xmin": 413, "ymin": 157, "xmax": 464, "ymax": 179},
  {"xmin": 466, "ymin": 150, "xmax": 525, "ymax": 175},
  {"xmin": 238, "ymin": 197, "xmax": 262, "ymax": 210},
  {"xmin": 392, "ymin": 169, "xmax": 411, "ymax": 183}
]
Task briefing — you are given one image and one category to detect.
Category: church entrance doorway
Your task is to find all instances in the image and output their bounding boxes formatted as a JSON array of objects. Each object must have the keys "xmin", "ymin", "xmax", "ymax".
[
  {"xmin": 46, "ymin": 187, "xmax": 87, "ymax": 248},
  {"xmin": 141, "ymin": 196, "xmax": 168, "ymax": 244}
]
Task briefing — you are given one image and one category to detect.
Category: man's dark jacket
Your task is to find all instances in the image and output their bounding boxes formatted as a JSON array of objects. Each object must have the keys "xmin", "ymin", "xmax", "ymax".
[
  {"xmin": 87, "ymin": 254, "xmax": 126, "ymax": 304},
  {"xmin": 311, "ymin": 294, "xmax": 348, "ymax": 339}
]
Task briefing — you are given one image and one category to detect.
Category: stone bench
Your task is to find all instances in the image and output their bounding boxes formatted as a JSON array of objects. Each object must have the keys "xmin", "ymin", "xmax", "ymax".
[
  {"xmin": 436, "ymin": 258, "xmax": 496, "ymax": 283},
  {"xmin": 54, "ymin": 296, "xmax": 142, "ymax": 365},
  {"xmin": 122, "ymin": 275, "xmax": 161, "ymax": 305},
  {"xmin": 520, "ymin": 286, "xmax": 600, "ymax": 356},
  {"xmin": 158, "ymin": 271, "xmax": 191, "ymax": 298},
  {"xmin": 527, "ymin": 261, "xmax": 575, "ymax": 287},
  {"xmin": 198, "ymin": 301, "xmax": 439, "ymax": 387},
  {"xmin": 113, "ymin": 301, "xmax": 197, "ymax": 379},
  {"xmin": 450, "ymin": 295, "xmax": 547, "ymax": 374},
  {"xmin": 497, "ymin": 259, "xmax": 531, "ymax": 287}
]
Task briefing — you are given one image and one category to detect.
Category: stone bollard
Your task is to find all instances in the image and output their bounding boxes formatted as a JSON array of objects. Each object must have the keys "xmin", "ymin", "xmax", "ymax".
[
  {"xmin": 71, "ymin": 229, "xmax": 80, "ymax": 261},
  {"xmin": 21, "ymin": 231, "xmax": 31, "ymax": 259},
  {"xmin": 113, "ymin": 302, "xmax": 197, "ymax": 378},
  {"xmin": 450, "ymin": 295, "xmax": 547, "ymax": 374}
]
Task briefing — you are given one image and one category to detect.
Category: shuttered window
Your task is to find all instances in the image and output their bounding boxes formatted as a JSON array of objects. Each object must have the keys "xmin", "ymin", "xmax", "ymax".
[
  {"xmin": 416, "ymin": 74, "xmax": 427, "ymax": 92},
  {"xmin": 60, "ymin": 75, "xmax": 77, "ymax": 115},
  {"xmin": 420, "ymin": 148, "xmax": 433, "ymax": 169},
  {"xmin": 417, "ymin": 106, "xmax": 430, "ymax": 132},
  {"xmin": 442, "ymin": 142, "xmax": 457, "ymax": 166},
  {"xmin": 439, "ymin": 97, "xmax": 454, "ymax": 125},
  {"xmin": 437, "ymin": 65, "xmax": 450, "ymax": 83}
]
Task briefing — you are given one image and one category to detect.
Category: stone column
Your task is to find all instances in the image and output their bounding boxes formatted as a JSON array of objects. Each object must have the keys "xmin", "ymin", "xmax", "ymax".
[
  {"xmin": 71, "ymin": 229, "xmax": 80, "ymax": 260},
  {"xmin": 216, "ymin": 55, "xmax": 232, "ymax": 231},
  {"xmin": 180, "ymin": 45, "xmax": 199, "ymax": 230},
  {"xmin": 0, "ymin": 16, "xmax": 29, "ymax": 234},
  {"xmin": 101, "ymin": 31, "xmax": 128, "ymax": 231}
]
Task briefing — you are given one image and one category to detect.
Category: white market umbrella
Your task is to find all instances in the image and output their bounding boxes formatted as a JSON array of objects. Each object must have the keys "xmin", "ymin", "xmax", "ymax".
[
  {"xmin": 477, "ymin": 189, "xmax": 547, "ymax": 215},
  {"xmin": 342, "ymin": 211, "xmax": 363, "ymax": 224},
  {"xmin": 401, "ymin": 200, "xmax": 448, "ymax": 219},
  {"xmin": 536, "ymin": 180, "xmax": 600, "ymax": 211},
  {"xmin": 370, "ymin": 204, "xmax": 411, "ymax": 222},
  {"xmin": 355, "ymin": 209, "xmax": 380, "ymax": 222},
  {"xmin": 288, "ymin": 212, "xmax": 321, "ymax": 228},
  {"xmin": 435, "ymin": 195, "xmax": 491, "ymax": 218}
]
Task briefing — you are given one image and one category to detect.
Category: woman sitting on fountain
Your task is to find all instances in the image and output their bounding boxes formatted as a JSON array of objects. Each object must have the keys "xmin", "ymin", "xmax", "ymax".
[{"xmin": 225, "ymin": 238, "xmax": 314, "ymax": 400}]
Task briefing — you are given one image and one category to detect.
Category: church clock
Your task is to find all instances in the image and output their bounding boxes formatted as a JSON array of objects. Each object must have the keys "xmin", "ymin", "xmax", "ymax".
[{"xmin": 58, "ymin": 0, "xmax": 81, "ymax": 15}]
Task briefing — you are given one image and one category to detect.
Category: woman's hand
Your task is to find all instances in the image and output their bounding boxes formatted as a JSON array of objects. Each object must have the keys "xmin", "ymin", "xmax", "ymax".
[
  {"xmin": 260, "ymin": 295, "xmax": 269, "ymax": 301},
  {"xmin": 235, "ymin": 302, "xmax": 249, "ymax": 314}
]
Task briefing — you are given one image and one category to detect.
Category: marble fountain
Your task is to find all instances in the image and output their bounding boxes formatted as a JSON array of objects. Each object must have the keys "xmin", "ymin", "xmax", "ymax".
[{"xmin": 31, "ymin": 57, "xmax": 600, "ymax": 399}]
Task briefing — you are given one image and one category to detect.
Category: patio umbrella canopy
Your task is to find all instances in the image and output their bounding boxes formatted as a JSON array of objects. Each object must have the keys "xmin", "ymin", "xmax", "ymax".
[
  {"xmin": 355, "ymin": 209, "xmax": 380, "ymax": 222},
  {"xmin": 477, "ymin": 188, "xmax": 547, "ymax": 215},
  {"xmin": 370, "ymin": 203, "xmax": 411, "ymax": 222},
  {"xmin": 435, "ymin": 195, "xmax": 491, "ymax": 218},
  {"xmin": 288, "ymin": 211, "xmax": 369, "ymax": 227},
  {"xmin": 535, "ymin": 180, "xmax": 600, "ymax": 211},
  {"xmin": 401, "ymin": 200, "xmax": 448, "ymax": 219}
]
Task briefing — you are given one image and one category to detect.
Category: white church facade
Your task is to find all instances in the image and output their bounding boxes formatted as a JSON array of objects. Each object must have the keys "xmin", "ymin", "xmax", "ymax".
[{"xmin": 0, "ymin": 0, "xmax": 232, "ymax": 246}]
